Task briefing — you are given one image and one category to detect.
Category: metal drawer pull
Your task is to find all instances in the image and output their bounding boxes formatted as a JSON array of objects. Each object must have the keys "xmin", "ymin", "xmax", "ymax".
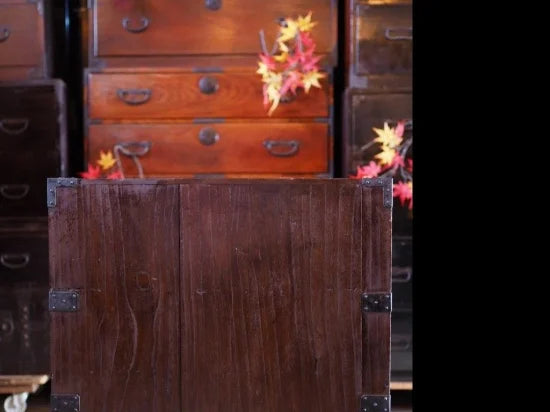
[
  {"xmin": 122, "ymin": 16, "xmax": 150, "ymax": 33},
  {"xmin": 205, "ymin": 0, "xmax": 222, "ymax": 11},
  {"xmin": 384, "ymin": 119, "xmax": 413, "ymax": 131},
  {"xmin": 391, "ymin": 335, "xmax": 412, "ymax": 351},
  {"xmin": 392, "ymin": 266, "xmax": 412, "ymax": 283},
  {"xmin": 263, "ymin": 140, "xmax": 300, "ymax": 157},
  {"xmin": 0, "ymin": 118, "xmax": 29, "ymax": 135},
  {"xmin": 384, "ymin": 27, "xmax": 413, "ymax": 40},
  {"xmin": 0, "ymin": 313, "xmax": 14, "ymax": 337},
  {"xmin": 198, "ymin": 76, "xmax": 219, "ymax": 94},
  {"xmin": 113, "ymin": 141, "xmax": 152, "ymax": 179},
  {"xmin": 0, "ymin": 27, "xmax": 10, "ymax": 43},
  {"xmin": 198, "ymin": 128, "xmax": 219, "ymax": 145},
  {"xmin": 117, "ymin": 88, "xmax": 152, "ymax": 105},
  {"xmin": 0, "ymin": 184, "xmax": 30, "ymax": 200},
  {"xmin": 1, "ymin": 253, "xmax": 30, "ymax": 270}
]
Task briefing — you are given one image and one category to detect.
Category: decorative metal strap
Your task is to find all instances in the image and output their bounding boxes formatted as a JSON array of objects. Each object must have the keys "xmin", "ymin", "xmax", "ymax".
[
  {"xmin": 51, "ymin": 394, "xmax": 80, "ymax": 412},
  {"xmin": 360, "ymin": 395, "xmax": 390, "ymax": 412}
]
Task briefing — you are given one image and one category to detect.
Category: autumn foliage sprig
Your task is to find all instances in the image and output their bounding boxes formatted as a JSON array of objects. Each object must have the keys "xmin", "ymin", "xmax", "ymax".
[
  {"xmin": 351, "ymin": 121, "xmax": 413, "ymax": 210},
  {"xmin": 257, "ymin": 12, "xmax": 325, "ymax": 115},
  {"xmin": 80, "ymin": 150, "xmax": 123, "ymax": 180}
]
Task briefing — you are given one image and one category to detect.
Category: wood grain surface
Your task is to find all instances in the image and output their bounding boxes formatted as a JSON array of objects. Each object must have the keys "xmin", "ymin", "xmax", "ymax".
[{"xmin": 88, "ymin": 72, "xmax": 329, "ymax": 120}]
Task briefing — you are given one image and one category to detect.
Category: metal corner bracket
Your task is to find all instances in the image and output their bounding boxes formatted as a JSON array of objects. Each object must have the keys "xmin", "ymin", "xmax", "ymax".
[
  {"xmin": 361, "ymin": 293, "xmax": 392, "ymax": 313},
  {"xmin": 361, "ymin": 177, "xmax": 393, "ymax": 209},
  {"xmin": 360, "ymin": 395, "xmax": 390, "ymax": 412},
  {"xmin": 51, "ymin": 394, "xmax": 80, "ymax": 412},
  {"xmin": 47, "ymin": 178, "xmax": 80, "ymax": 209}
]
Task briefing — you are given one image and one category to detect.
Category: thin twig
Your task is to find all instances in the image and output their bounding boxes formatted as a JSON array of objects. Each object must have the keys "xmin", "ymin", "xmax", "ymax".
[{"xmin": 259, "ymin": 30, "xmax": 269, "ymax": 55}]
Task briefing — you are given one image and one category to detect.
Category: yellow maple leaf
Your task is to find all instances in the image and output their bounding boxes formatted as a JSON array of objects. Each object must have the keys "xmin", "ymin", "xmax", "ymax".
[
  {"xmin": 256, "ymin": 62, "xmax": 271, "ymax": 78},
  {"xmin": 278, "ymin": 39, "xmax": 290, "ymax": 53},
  {"xmin": 302, "ymin": 70, "xmax": 325, "ymax": 93},
  {"xmin": 297, "ymin": 11, "xmax": 317, "ymax": 32},
  {"xmin": 278, "ymin": 18, "xmax": 299, "ymax": 42},
  {"xmin": 375, "ymin": 147, "xmax": 396, "ymax": 165},
  {"xmin": 274, "ymin": 52, "xmax": 289, "ymax": 63},
  {"xmin": 97, "ymin": 150, "xmax": 116, "ymax": 170},
  {"xmin": 373, "ymin": 122, "xmax": 403, "ymax": 149}
]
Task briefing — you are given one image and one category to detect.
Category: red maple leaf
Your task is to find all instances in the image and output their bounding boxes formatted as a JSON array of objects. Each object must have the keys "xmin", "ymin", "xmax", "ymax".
[
  {"xmin": 393, "ymin": 181, "xmax": 413, "ymax": 209},
  {"xmin": 80, "ymin": 163, "xmax": 101, "ymax": 179},
  {"xmin": 392, "ymin": 153, "xmax": 405, "ymax": 168},
  {"xmin": 107, "ymin": 170, "xmax": 123, "ymax": 180},
  {"xmin": 354, "ymin": 161, "xmax": 381, "ymax": 179},
  {"xmin": 259, "ymin": 53, "xmax": 277, "ymax": 70},
  {"xmin": 302, "ymin": 54, "xmax": 321, "ymax": 72},
  {"xmin": 407, "ymin": 158, "xmax": 413, "ymax": 172},
  {"xmin": 299, "ymin": 32, "xmax": 315, "ymax": 49},
  {"xmin": 396, "ymin": 121, "xmax": 405, "ymax": 138},
  {"xmin": 280, "ymin": 71, "xmax": 303, "ymax": 96}
]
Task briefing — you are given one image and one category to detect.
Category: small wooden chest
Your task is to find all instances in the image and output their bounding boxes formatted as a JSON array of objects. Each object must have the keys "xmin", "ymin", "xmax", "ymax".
[{"xmin": 48, "ymin": 178, "xmax": 392, "ymax": 411}]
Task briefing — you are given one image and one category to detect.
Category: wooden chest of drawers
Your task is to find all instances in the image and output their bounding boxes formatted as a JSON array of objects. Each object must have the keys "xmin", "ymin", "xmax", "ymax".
[
  {"xmin": 48, "ymin": 178, "xmax": 392, "ymax": 411},
  {"xmin": 0, "ymin": 79, "xmax": 67, "ymax": 376},
  {"xmin": 84, "ymin": 0, "xmax": 336, "ymax": 177},
  {"xmin": 0, "ymin": 0, "xmax": 51, "ymax": 81}
]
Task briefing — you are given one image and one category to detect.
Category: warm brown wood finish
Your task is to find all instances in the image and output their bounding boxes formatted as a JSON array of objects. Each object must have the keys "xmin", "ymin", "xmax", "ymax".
[
  {"xmin": 0, "ymin": 1, "xmax": 48, "ymax": 80},
  {"xmin": 88, "ymin": 123, "xmax": 329, "ymax": 175},
  {"xmin": 49, "ymin": 183, "xmax": 181, "ymax": 411},
  {"xmin": 92, "ymin": 0, "xmax": 336, "ymax": 60},
  {"xmin": 88, "ymin": 72, "xmax": 330, "ymax": 120},
  {"xmin": 49, "ymin": 179, "xmax": 391, "ymax": 411},
  {"xmin": 0, "ymin": 80, "xmax": 68, "ymax": 218},
  {"xmin": 0, "ymin": 283, "xmax": 49, "ymax": 374}
]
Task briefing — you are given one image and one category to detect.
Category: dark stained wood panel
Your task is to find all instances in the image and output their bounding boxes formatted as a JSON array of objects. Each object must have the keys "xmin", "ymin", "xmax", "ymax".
[
  {"xmin": 179, "ymin": 181, "xmax": 365, "ymax": 411},
  {"xmin": 49, "ymin": 183, "xmax": 181, "ymax": 411}
]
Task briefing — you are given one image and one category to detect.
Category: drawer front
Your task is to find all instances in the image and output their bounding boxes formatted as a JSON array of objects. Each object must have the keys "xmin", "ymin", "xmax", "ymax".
[
  {"xmin": 353, "ymin": 3, "xmax": 412, "ymax": 76},
  {"xmin": 89, "ymin": 123, "xmax": 329, "ymax": 175},
  {"xmin": 88, "ymin": 73, "xmax": 330, "ymax": 119},
  {"xmin": 345, "ymin": 91, "xmax": 411, "ymax": 175},
  {"xmin": 93, "ymin": 0, "xmax": 335, "ymax": 57},
  {"xmin": 0, "ymin": 232, "xmax": 48, "ymax": 284},
  {"xmin": 0, "ymin": 283, "xmax": 49, "ymax": 375},
  {"xmin": 392, "ymin": 235, "xmax": 411, "ymax": 312},
  {"xmin": 0, "ymin": 3, "xmax": 44, "ymax": 69},
  {"xmin": 391, "ymin": 313, "xmax": 412, "ymax": 375}
]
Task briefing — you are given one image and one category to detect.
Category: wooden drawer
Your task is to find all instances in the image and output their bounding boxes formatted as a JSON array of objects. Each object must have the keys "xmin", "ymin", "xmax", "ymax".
[
  {"xmin": 0, "ymin": 1, "xmax": 46, "ymax": 79},
  {"xmin": 344, "ymin": 89, "xmax": 411, "ymax": 175},
  {"xmin": 352, "ymin": 2, "xmax": 412, "ymax": 77},
  {"xmin": 0, "ymin": 81, "xmax": 68, "ymax": 218},
  {"xmin": 88, "ymin": 123, "xmax": 329, "ymax": 175},
  {"xmin": 88, "ymin": 72, "xmax": 330, "ymax": 119},
  {"xmin": 0, "ymin": 282, "xmax": 49, "ymax": 375},
  {"xmin": 92, "ymin": 0, "xmax": 336, "ymax": 58},
  {"xmin": 0, "ymin": 231, "xmax": 48, "ymax": 285}
]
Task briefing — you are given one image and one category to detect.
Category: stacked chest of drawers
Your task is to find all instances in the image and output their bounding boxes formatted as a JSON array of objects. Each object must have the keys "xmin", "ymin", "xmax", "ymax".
[
  {"xmin": 0, "ymin": 0, "xmax": 67, "ymax": 376},
  {"xmin": 343, "ymin": 0, "xmax": 413, "ymax": 383},
  {"xmin": 84, "ymin": 0, "xmax": 337, "ymax": 177}
]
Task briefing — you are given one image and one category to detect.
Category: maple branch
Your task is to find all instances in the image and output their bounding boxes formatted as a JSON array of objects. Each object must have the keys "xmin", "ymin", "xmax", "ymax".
[
  {"xmin": 259, "ymin": 30, "xmax": 270, "ymax": 55},
  {"xmin": 360, "ymin": 140, "xmax": 378, "ymax": 153}
]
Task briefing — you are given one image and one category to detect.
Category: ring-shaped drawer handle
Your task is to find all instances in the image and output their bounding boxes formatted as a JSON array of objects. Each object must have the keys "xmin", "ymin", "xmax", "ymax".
[
  {"xmin": 384, "ymin": 27, "xmax": 413, "ymax": 40},
  {"xmin": 0, "ymin": 184, "xmax": 30, "ymax": 200},
  {"xmin": 122, "ymin": 16, "xmax": 150, "ymax": 33},
  {"xmin": 263, "ymin": 140, "xmax": 300, "ymax": 157},
  {"xmin": 1, "ymin": 253, "xmax": 30, "ymax": 270},
  {"xmin": 0, "ymin": 27, "xmax": 10, "ymax": 43},
  {"xmin": 0, "ymin": 118, "xmax": 29, "ymax": 135},
  {"xmin": 117, "ymin": 88, "xmax": 152, "ymax": 105}
]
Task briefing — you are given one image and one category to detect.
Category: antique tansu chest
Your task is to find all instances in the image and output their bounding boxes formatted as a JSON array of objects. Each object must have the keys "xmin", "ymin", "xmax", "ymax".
[{"xmin": 47, "ymin": 178, "xmax": 392, "ymax": 412}]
